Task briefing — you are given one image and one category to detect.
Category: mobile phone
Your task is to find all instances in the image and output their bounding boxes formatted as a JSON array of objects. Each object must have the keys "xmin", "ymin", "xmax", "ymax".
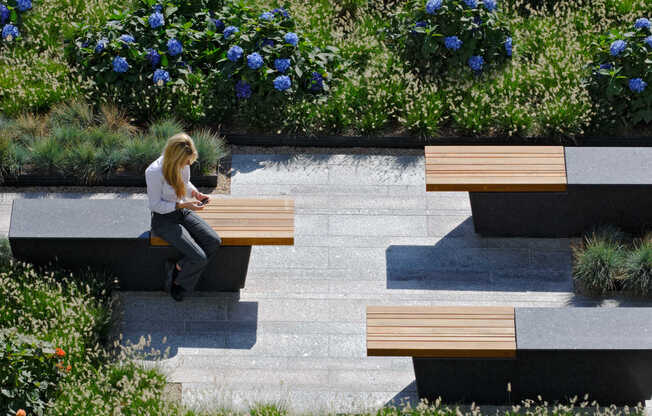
[{"xmin": 198, "ymin": 197, "xmax": 209, "ymax": 206}]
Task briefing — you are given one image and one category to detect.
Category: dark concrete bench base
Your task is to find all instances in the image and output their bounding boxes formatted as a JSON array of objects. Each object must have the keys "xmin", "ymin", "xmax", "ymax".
[
  {"xmin": 414, "ymin": 350, "xmax": 652, "ymax": 405},
  {"xmin": 8, "ymin": 199, "xmax": 253, "ymax": 292},
  {"xmin": 10, "ymin": 237, "xmax": 251, "ymax": 291},
  {"xmin": 470, "ymin": 185, "xmax": 652, "ymax": 237}
]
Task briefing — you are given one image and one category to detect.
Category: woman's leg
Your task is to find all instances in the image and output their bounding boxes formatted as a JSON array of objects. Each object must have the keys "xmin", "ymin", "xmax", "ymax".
[
  {"xmin": 152, "ymin": 212, "xmax": 210, "ymax": 292},
  {"xmin": 179, "ymin": 209, "xmax": 222, "ymax": 283}
]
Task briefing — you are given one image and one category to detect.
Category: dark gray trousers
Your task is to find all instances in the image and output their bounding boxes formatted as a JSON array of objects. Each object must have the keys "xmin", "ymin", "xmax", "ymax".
[{"xmin": 151, "ymin": 208, "xmax": 221, "ymax": 292}]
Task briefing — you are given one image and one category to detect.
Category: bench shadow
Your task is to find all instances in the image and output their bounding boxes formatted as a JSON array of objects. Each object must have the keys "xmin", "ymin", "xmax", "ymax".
[
  {"xmin": 119, "ymin": 294, "xmax": 258, "ymax": 359},
  {"xmin": 385, "ymin": 380, "xmax": 419, "ymax": 409},
  {"xmin": 386, "ymin": 217, "xmax": 575, "ymax": 293}
]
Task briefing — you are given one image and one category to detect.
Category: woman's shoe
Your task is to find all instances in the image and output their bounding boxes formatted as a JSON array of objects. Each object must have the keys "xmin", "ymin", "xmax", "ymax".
[{"xmin": 171, "ymin": 284, "xmax": 185, "ymax": 302}]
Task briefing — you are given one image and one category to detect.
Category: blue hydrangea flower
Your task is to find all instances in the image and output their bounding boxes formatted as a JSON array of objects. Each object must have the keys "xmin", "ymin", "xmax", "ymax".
[
  {"xmin": 274, "ymin": 58, "xmax": 291, "ymax": 73},
  {"xmin": 0, "ymin": 5, "xmax": 9, "ymax": 24},
  {"xmin": 119, "ymin": 34, "xmax": 135, "ymax": 44},
  {"xmin": 629, "ymin": 78, "xmax": 647, "ymax": 93},
  {"xmin": 112, "ymin": 56, "xmax": 129, "ymax": 73},
  {"xmin": 149, "ymin": 12, "xmax": 164, "ymax": 29},
  {"xmin": 599, "ymin": 63, "xmax": 612, "ymax": 70},
  {"xmin": 464, "ymin": 0, "xmax": 477, "ymax": 8},
  {"xmin": 224, "ymin": 26, "xmax": 238, "ymax": 39},
  {"xmin": 444, "ymin": 36, "xmax": 462, "ymax": 51},
  {"xmin": 309, "ymin": 72, "xmax": 324, "ymax": 92},
  {"xmin": 2, "ymin": 24, "xmax": 18, "ymax": 41},
  {"xmin": 227, "ymin": 45, "xmax": 243, "ymax": 62},
  {"xmin": 646, "ymin": 35, "xmax": 652, "ymax": 48},
  {"xmin": 261, "ymin": 38, "xmax": 275, "ymax": 48},
  {"xmin": 213, "ymin": 19, "xmax": 225, "ymax": 32},
  {"xmin": 16, "ymin": 0, "xmax": 31, "ymax": 12},
  {"xmin": 153, "ymin": 69, "xmax": 170, "ymax": 85},
  {"xmin": 153, "ymin": 4, "xmax": 162, "ymax": 12},
  {"xmin": 468, "ymin": 55, "xmax": 484, "ymax": 71},
  {"xmin": 284, "ymin": 32, "xmax": 299, "ymax": 46},
  {"xmin": 260, "ymin": 11, "xmax": 274, "ymax": 20},
  {"xmin": 147, "ymin": 48, "xmax": 161, "ymax": 67},
  {"xmin": 167, "ymin": 38, "xmax": 182, "ymax": 56},
  {"xmin": 272, "ymin": 8, "xmax": 289, "ymax": 18},
  {"xmin": 247, "ymin": 52, "xmax": 264, "ymax": 69},
  {"xmin": 81, "ymin": 40, "xmax": 89, "ymax": 48},
  {"xmin": 484, "ymin": 0, "xmax": 497, "ymax": 12},
  {"xmin": 635, "ymin": 18, "xmax": 651, "ymax": 30},
  {"xmin": 426, "ymin": 0, "xmax": 442, "ymax": 14},
  {"xmin": 95, "ymin": 38, "xmax": 107, "ymax": 53},
  {"xmin": 505, "ymin": 37, "xmax": 512, "ymax": 56},
  {"xmin": 235, "ymin": 80, "xmax": 252, "ymax": 99},
  {"xmin": 610, "ymin": 39, "xmax": 627, "ymax": 56},
  {"xmin": 273, "ymin": 75, "xmax": 291, "ymax": 91}
]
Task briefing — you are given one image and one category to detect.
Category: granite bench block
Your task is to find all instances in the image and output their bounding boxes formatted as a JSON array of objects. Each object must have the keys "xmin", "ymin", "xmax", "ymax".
[
  {"xmin": 412, "ymin": 307, "xmax": 652, "ymax": 405},
  {"xmin": 8, "ymin": 199, "xmax": 251, "ymax": 291},
  {"xmin": 467, "ymin": 148, "xmax": 652, "ymax": 237}
]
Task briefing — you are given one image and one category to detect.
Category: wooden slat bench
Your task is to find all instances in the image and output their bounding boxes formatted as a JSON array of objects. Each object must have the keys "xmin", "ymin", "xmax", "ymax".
[
  {"xmin": 425, "ymin": 145, "xmax": 567, "ymax": 192},
  {"xmin": 8, "ymin": 198, "xmax": 295, "ymax": 291},
  {"xmin": 367, "ymin": 305, "xmax": 652, "ymax": 405},
  {"xmin": 425, "ymin": 146, "xmax": 652, "ymax": 237},
  {"xmin": 150, "ymin": 198, "xmax": 294, "ymax": 246},
  {"xmin": 366, "ymin": 306, "xmax": 515, "ymax": 358}
]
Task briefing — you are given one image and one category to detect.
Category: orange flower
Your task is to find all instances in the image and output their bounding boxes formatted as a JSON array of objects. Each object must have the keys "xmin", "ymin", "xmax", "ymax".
[
  {"xmin": 17, "ymin": 409, "xmax": 26, "ymax": 416},
  {"xmin": 55, "ymin": 348, "xmax": 65, "ymax": 357},
  {"xmin": 65, "ymin": 364, "xmax": 72, "ymax": 372},
  {"xmin": 55, "ymin": 361, "xmax": 63, "ymax": 369}
]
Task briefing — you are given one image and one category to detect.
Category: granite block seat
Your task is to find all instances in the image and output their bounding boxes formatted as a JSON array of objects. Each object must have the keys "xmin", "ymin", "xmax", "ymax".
[
  {"xmin": 367, "ymin": 306, "xmax": 652, "ymax": 405},
  {"xmin": 425, "ymin": 146, "xmax": 652, "ymax": 237},
  {"xmin": 8, "ymin": 198, "xmax": 294, "ymax": 291}
]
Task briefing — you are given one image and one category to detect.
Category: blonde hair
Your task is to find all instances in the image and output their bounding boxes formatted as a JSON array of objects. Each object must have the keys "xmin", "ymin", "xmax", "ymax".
[{"xmin": 162, "ymin": 133, "xmax": 198, "ymax": 199}]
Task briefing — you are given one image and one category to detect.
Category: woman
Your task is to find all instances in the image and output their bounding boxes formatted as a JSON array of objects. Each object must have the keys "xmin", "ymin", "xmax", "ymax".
[{"xmin": 145, "ymin": 133, "xmax": 222, "ymax": 301}]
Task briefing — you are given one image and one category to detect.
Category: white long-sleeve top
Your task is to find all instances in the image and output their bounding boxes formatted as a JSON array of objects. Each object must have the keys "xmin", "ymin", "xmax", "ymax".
[{"xmin": 145, "ymin": 155, "xmax": 198, "ymax": 214}]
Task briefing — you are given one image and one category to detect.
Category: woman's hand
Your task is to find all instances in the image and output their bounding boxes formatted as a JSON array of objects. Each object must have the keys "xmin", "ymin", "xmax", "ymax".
[
  {"xmin": 192, "ymin": 190, "xmax": 211, "ymax": 205},
  {"xmin": 179, "ymin": 201, "xmax": 204, "ymax": 211}
]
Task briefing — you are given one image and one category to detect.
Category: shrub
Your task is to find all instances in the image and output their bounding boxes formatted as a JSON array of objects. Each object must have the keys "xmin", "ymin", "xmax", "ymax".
[
  {"xmin": 573, "ymin": 227, "xmax": 627, "ymax": 294},
  {"xmin": 587, "ymin": 16, "xmax": 652, "ymax": 130},
  {"xmin": 624, "ymin": 235, "xmax": 652, "ymax": 295},
  {"xmin": 395, "ymin": 0, "xmax": 512, "ymax": 76},
  {"xmin": 68, "ymin": 0, "xmax": 343, "ymax": 125},
  {"xmin": 0, "ymin": 329, "xmax": 65, "ymax": 415}
]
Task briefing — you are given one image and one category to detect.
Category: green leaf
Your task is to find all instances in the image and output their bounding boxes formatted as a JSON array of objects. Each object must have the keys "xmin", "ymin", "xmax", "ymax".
[{"xmin": 161, "ymin": 54, "xmax": 168, "ymax": 67}]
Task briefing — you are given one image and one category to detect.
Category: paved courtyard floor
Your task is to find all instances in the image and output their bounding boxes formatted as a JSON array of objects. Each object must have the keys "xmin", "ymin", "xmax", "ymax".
[{"xmin": 3, "ymin": 148, "xmax": 651, "ymax": 413}]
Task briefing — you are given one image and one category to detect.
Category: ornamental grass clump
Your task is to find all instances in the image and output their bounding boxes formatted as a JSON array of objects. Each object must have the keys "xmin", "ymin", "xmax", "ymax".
[
  {"xmin": 623, "ymin": 235, "xmax": 652, "ymax": 295},
  {"xmin": 396, "ymin": 0, "xmax": 512, "ymax": 76},
  {"xmin": 587, "ymin": 15, "xmax": 652, "ymax": 130},
  {"xmin": 572, "ymin": 227, "xmax": 626, "ymax": 295}
]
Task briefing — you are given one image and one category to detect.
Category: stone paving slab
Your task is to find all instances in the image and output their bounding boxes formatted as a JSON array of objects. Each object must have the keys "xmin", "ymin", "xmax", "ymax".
[{"xmin": 4, "ymin": 151, "xmax": 652, "ymax": 413}]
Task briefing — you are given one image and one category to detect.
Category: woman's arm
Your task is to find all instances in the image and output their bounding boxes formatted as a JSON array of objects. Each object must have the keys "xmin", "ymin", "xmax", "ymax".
[{"xmin": 145, "ymin": 169, "xmax": 177, "ymax": 214}]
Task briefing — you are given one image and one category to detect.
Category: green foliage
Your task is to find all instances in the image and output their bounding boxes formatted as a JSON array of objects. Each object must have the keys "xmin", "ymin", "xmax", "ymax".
[
  {"xmin": 1, "ymin": 103, "xmax": 228, "ymax": 183},
  {"xmin": 572, "ymin": 227, "xmax": 626, "ymax": 295},
  {"xmin": 67, "ymin": 0, "xmax": 343, "ymax": 124},
  {"xmin": 624, "ymin": 235, "xmax": 652, "ymax": 295},
  {"xmin": 394, "ymin": 0, "xmax": 512, "ymax": 76},
  {"xmin": 0, "ymin": 329, "xmax": 63, "ymax": 416},
  {"xmin": 586, "ymin": 21, "xmax": 652, "ymax": 130}
]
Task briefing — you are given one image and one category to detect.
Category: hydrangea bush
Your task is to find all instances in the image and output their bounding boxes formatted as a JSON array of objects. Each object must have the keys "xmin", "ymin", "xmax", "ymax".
[
  {"xmin": 396, "ymin": 0, "xmax": 512, "ymax": 76},
  {"xmin": 0, "ymin": 0, "xmax": 33, "ymax": 46},
  {"xmin": 68, "ymin": 0, "xmax": 342, "ymax": 125},
  {"xmin": 587, "ymin": 18, "xmax": 652, "ymax": 129}
]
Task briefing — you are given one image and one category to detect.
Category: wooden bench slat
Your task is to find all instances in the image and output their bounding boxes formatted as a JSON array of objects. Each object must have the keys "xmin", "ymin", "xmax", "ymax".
[
  {"xmin": 425, "ymin": 146, "xmax": 567, "ymax": 192},
  {"xmin": 367, "ymin": 306, "xmax": 514, "ymax": 314},
  {"xmin": 150, "ymin": 198, "xmax": 294, "ymax": 246},
  {"xmin": 367, "ymin": 306, "xmax": 516, "ymax": 358},
  {"xmin": 425, "ymin": 145, "xmax": 564, "ymax": 154}
]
